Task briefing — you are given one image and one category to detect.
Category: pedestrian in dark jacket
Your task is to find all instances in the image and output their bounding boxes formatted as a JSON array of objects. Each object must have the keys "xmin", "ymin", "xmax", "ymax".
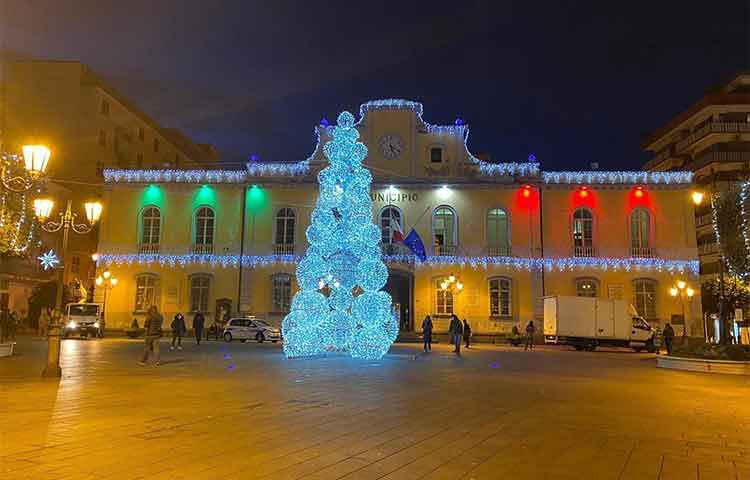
[
  {"xmin": 421, "ymin": 315, "xmax": 433, "ymax": 352},
  {"xmin": 524, "ymin": 320, "xmax": 536, "ymax": 351},
  {"xmin": 662, "ymin": 323, "xmax": 675, "ymax": 355},
  {"xmin": 0, "ymin": 309, "xmax": 8, "ymax": 343},
  {"xmin": 449, "ymin": 314, "xmax": 463, "ymax": 354},
  {"xmin": 193, "ymin": 311, "xmax": 205, "ymax": 345},
  {"xmin": 463, "ymin": 319, "xmax": 472, "ymax": 348},
  {"xmin": 139, "ymin": 306, "xmax": 164, "ymax": 365},
  {"xmin": 170, "ymin": 313, "xmax": 186, "ymax": 351}
]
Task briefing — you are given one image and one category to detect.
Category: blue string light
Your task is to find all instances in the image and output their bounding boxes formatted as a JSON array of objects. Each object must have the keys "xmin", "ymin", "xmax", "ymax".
[
  {"xmin": 542, "ymin": 170, "xmax": 693, "ymax": 185},
  {"xmin": 282, "ymin": 110, "xmax": 398, "ymax": 360}
]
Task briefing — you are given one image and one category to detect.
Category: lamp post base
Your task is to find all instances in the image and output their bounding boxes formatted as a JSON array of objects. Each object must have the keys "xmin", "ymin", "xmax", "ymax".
[{"xmin": 42, "ymin": 365, "xmax": 62, "ymax": 378}]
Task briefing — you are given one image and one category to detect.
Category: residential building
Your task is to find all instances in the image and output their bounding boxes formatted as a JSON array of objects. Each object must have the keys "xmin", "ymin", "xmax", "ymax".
[{"xmin": 96, "ymin": 99, "xmax": 701, "ymax": 336}]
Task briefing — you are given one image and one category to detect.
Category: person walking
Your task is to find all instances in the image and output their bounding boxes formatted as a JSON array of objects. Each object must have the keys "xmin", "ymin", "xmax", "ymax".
[
  {"xmin": 193, "ymin": 311, "xmax": 205, "ymax": 346},
  {"xmin": 662, "ymin": 322, "xmax": 675, "ymax": 355},
  {"xmin": 449, "ymin": 314, "xmax": 463, "ymax": 354},
  {"xmin": 463, "ymin": 319, "xmax": 472, "ymax": 349},
  {"xmin": 421, "ymin": 315, "xmax": 433, "ymax": 352},
  {"xmin": 38, "ymin": 308, "xmax": 51, "ymax": 338},
  {"xmin": 170, "ymin": 312, "xmax": 186, "ymax": 351},
  {"xmin": 524, "ymin": 320, "xmax": 536, "ymax": 351},
  {"xmin": 139, "ymin": 306, "xmax": 164, "ymax": 365}
]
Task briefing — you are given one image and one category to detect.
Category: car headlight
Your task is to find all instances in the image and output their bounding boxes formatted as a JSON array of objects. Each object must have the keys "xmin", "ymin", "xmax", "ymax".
[
  {"xmin": 67, "ymin": 321, "xmax": 77, "ymax": 329},
  {"xmin": 93, "ymin": 322, "xmax": 100, "ymax": 328}
]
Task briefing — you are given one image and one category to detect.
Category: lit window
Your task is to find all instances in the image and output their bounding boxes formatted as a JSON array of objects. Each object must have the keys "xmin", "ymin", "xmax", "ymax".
[
  {"xmin": 489, "ymin": 277, "xmax": 512, "ymax": 317},
  {"xmin": 189, "ymin": 275, "xmax": 210, "ymax": 313},
  {"xmin": 433, "ymin": 206, "xmax": 457, "ymax": 255},
  {"xmin": 195, "ymin": 207, "xmax": 215, "ymax": 247},
  {"xmin": 430, "ymin": 147, "xmax": 443, "ymax": 163},
  {"xmin": 135, "ymin": 274, "xmax": 158, "ymax": 312},
  {"xmin": 633, "ymin": 279, "xmax": 657, "ymax": 320},
  {"xmin": 140, "ymin": 206, "xmax": 161, "ymax": 247},
  {"xmin": 572, "ymin": 207, "xmax": 594, "ymax": 255},
  {"xmin": 575, "ymin": 278, "xmax": 598, "ymax": 297},
  {"xmin": 630, "ymin": 208, "xmax": 651, "ymax": 252},
  {"xmin": 271, "ymin": 273, "xmax": 292, "ymax": 313},
  {"xmin": 435, "ymin": 277, "xmax": 454, "ymax": 315},
  {"xmin": 101, "ymin": 99, "xmax": 109, "ymax": 116},
  {"xmin": 274, "ymin": 208, "xmax": 296, "ymax": 252},
  {"xmin": 380, "ymin": 207, "xmax": 402, "ymax": 245},
  {"xmin": 486, "ymin": 208, "xmax": 510, "ymax": 256}
]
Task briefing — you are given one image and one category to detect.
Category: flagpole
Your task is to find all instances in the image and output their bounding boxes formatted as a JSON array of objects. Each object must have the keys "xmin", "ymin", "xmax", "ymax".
[{"xmin": 408, "ymin": 206, "xmax": 432, "ymax": 232}]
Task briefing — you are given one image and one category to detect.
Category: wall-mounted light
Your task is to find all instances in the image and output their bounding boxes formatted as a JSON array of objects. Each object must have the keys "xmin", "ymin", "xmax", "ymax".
[{"xmin": 438, "ymin": 185, "xmax": 451, "ymax": 199}]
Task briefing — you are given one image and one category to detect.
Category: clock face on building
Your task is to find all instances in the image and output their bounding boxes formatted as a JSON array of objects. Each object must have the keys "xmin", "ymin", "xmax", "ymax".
[{"xmin": 379, "ymin": 134, "xmax": 405, "ymax": 159}]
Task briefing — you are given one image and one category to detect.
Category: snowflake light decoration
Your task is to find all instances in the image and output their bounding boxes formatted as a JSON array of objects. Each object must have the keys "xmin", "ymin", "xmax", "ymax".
[{"xmin": 38, "ymin": 249, "xmax": 60, "ymax": 270}]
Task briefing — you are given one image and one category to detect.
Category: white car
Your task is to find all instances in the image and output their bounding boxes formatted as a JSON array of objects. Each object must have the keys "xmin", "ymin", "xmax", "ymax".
[{"xmin": 223, "ymin": 317, "xmax": 281, "ymax": 343}]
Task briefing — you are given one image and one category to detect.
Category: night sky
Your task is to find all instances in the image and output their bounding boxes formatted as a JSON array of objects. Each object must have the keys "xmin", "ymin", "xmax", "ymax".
[{"xmin": 2, "ymin": 0, "xmax": 748, "ymax": 169}]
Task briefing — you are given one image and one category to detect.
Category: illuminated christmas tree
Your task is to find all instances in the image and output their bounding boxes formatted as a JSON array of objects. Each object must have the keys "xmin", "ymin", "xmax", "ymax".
[{"xmin": 282, "ymin": 111, "xmax": 398, "ymax": 359}]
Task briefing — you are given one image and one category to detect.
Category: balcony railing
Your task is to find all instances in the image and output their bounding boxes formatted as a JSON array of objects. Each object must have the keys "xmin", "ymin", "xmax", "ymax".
[
  {"xmin": 573, "ymin": 246, "xmax": 596, "ymax": 257},
  {"xmin": 434, "ymin": 245, "xmax": 458, "ymax": 256},
  {"xmin": 695, "ymin": 213, "xmax": 714, "ymax": 227},
  {"xmin": 630, "ymin": 247, "xmax": 655, "ymax": 258},
  {"xmin": 698, "ymin": 243, "xmax": 720, "ymax": 255},
  {"xmin": 191, "ymin": 243, "xmax": 214, "ymax": 254},
  {"xmin": 676, "ymin": 121, "xmax": 750, "ymax": 152},
  {"xmin": 687, "ymin": 151, "xmax": 750, "ymax": 171},
  {"xmin": 486, "ymin": 245, "xmax": 512, "ymax": 257},
  {"xmin": 138, "ymin": 243, "xmax": 160, "ymax": 254},
  {"xmin": 273, "ymin": 243, "xmax": 296, "ymax": 255}
]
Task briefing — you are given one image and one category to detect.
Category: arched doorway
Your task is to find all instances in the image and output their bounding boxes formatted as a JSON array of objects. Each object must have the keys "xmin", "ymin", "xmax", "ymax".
[{"xmin": 384, "ymin": 269, "xmax": 414, "ymax": 332}]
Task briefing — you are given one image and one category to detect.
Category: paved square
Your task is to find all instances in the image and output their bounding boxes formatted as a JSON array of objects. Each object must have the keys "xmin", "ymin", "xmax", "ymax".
[{"xmin": 2, "ymin": 338, "xmax": 750, "ymax": 479}]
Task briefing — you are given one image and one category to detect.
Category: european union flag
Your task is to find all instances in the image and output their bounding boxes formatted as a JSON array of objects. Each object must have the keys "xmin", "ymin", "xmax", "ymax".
[{"xmin": 402, "ymin": 229, "xmax": 427, "ymax": 262}]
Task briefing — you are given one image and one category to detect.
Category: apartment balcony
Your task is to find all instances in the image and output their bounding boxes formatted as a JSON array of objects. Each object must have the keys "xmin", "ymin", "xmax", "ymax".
[
  {"xmin": 695, "ymin": 213, "xmax": 714, "ymax": 228},
  {"xmin": 572, "ymin": 246, "xmax": 597, "ymax": 258},
  {"xmin": 434, "ymin": 245, "xmax": 458, "ymax": 256},
  {"xmin": 630, "ymin": 247, "xmax": 655, "ymax": 258},
  {"xmin": 138, "ymin": 243, "xmax": 160, "ymax": 254},
  {"xmin": 676, "ymin": 121, "xmax": 750, "ymax": 152},
  {"xmin": 486, "ymin": 245, "xmax": 512, "ymax": 257},
  {"xmin": 686, "ymin": 151, "xmax": 750, "ymax": 171},
  {"xmin": 698, "ymin": 243, "xmax": 720, "ymax": 256},
  {"xmin": 272, "ymin": 243, "xmax": 296, "ymax": 255},
  {"xmin": 191, "ymin": 243, "xmax": 214, "ymax": 254}
]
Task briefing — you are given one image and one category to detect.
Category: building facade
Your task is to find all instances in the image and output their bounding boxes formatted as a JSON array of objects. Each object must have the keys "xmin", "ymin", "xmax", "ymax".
[
  {"xmin": 0, "ymin": 59, "xmax": 217, "ymax": 315},
  {"xmin": 97, "ymin": 99, "xmax": 701, "ymax": 336},
  {"xmin": 643, "ymin": 72, "xmax": 750, "ymax": 310}
]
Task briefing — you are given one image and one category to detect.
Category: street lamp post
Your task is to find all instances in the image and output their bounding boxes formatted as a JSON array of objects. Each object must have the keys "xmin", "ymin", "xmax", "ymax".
[
  {"xmin": 36, "ymin": 198, "xmax": 102, "ymax": 377},
  {"xmin": 95, "ymin": 269, "xmax": 117, "ymax": 336},
  {"xmin": 669, "ymin": 279, "xmax": 695, "ymax": 344}
]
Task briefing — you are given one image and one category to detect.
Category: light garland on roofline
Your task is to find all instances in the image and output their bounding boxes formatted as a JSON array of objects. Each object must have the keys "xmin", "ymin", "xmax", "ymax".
[
  {"xmin": 542, "ymin": 170, "xmax": 693, "ymax": 185},
  {"xmin": 98, "ymin": 252, "xmax": 698, "ymax": 274},
  {"xmin": 478, "ymin": 161, "xmax": 540, "ymax": 177}
]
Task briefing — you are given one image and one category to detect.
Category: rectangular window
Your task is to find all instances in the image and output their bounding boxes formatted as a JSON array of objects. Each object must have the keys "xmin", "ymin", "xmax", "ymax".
[
  {"xmin": 190, "ymin": 276, "xmax": 210, "ymax": 313},
  {"xmin": 101, "ymin": 99, "xmax": 110, "ymax": 116},
  {"xmin": 489, "ymin": 278, "xmax": 511, "ymax": 316},
  {"xmin": 71, "ymin": 256, "xmax": 80, "ymax": 274},
  {"xmin": 153, "ymin": 138, "xmax": 160, "ymax": 153},
  {"xmin": 135, "ymin": 275, "xmax": 157, "ymax": 312},
  {"xmin": 430, "ymin": 147, "xmax": 443, "ymax": 163},
  {"xmin": 634, "ymin": 279, "xmax": 657, "ymax": 319},
  {"xmin": 435, "ymin": 278, "xmax": 454, "ymax": 315},
  {"xmin": 136, "ymin": 153, "xmax": 143, "ymax": 168},
  {"xmin": 138, "ymin": 127, "xmax": 145, "ymax": 141},
  {"xmin": 98, "ymin": 130, "xmax": 107, "ymax": 147},
  {"xmin": 272, "ymin": 274, "xmax": 292, "ymax": 313}
]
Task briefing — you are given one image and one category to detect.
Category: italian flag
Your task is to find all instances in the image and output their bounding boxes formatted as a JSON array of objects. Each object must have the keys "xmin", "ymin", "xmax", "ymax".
[{"xmin": 391, "ymin": 218, "xmax": 405, "ymax": 242}]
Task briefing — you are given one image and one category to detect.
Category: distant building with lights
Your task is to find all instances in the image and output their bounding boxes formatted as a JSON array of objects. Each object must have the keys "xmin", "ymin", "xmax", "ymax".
[
  {"xmin": 96, "ymin": 99, "xmax": 701, "ymax": 337},
  {"xmin": 643, "ymin": 72, "xmax": 750, "ymax": 314},
  {"xmin": 0, "ymin": 59, "xmax": 216, "ymax": 315}
]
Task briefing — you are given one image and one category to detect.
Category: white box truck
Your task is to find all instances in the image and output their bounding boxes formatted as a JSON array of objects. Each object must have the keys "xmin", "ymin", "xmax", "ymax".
[{"xmin": 543, "ymin": 296, "xmax": 657, "ymax": 352}]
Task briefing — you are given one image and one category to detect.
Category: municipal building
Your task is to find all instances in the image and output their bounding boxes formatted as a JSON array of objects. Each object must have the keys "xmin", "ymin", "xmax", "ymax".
[{"xmin": 96, "ymin": 100, "xmax": 701, "ymax": 336}]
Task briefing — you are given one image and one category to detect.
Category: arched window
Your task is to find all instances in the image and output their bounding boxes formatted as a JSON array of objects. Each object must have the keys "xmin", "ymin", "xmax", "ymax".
[
  {"xmin": 189, "ymin": 274, "xmax": 211, "ymax": 313},
  {"xmin": 380, "ymin": 207, "xmax": 402, "ymax": 246},
  {"xmin": 633, "ymin": 279, "xmax": 657, "ymax": 320},
  {"xmin": 271, "ymin": 273, "xmax": 292, "ymax": 313},
  {"xmin": 433, "ymin": 206, "xmax": 457, "ymax": 256},
  {"xmin": 575, "ymin": 278, "xmax": 599, "ymax": 298},
  {"xmin": 486, "ymin": 208, "xmax": 510, "ymax": 256},
  {"xmin": 489, "ymin": 277, "xmax": 512, "ymax": 317},
  {"xmin": 140, "ymin": 206, "xmax": 161, "ymax": 253},
  {"xmin": 274, "ymin": 208, "xmax": 296, "ymax": 254},
  {"xmin": 630, "ymin": 208, "xmax": 651, "ymax": 257},
  {"xmin": 572, "ymin": 208, "xmax": 594, "ymax": 256},
  {"xmin": 134, "ymin": 274, "xmax": 159, "ymax": 312},
  {"xmin": 435, "ymin": 277, "xmax": 454, "ymax": 315},
  {"xmin": 194, "ymin": 206, "xmax": 215, "ymax": 253}
]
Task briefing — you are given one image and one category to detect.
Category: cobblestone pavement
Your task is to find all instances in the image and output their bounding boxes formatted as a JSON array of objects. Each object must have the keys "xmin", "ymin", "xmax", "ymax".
[{"xmin": 2, "ymin": 337, "xmax": 750, "ymax": 480}]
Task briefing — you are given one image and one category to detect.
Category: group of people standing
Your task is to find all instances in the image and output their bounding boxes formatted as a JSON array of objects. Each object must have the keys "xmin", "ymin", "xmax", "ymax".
[
  {"xmin": 138, "ymin": 307, "xmax": 207, "ymax": 365},
  {"xmin": 420, "ymin": 314, "xmax": 473, "ymax": 354}
]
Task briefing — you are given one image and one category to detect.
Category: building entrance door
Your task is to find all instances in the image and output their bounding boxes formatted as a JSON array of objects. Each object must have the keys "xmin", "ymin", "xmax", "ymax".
[{"xmin": 384, "ymin": 270, "xmax": 413, "ymax": 331}]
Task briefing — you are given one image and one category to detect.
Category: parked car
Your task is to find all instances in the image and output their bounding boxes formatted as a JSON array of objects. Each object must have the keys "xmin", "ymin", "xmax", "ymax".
[
  {"xmin": 62, "ymin": 303, "xmax": 103, "ymax": 339},
  {"xmin": 223, "ymin": 317, "xmax": 281, "ymax": 343}
]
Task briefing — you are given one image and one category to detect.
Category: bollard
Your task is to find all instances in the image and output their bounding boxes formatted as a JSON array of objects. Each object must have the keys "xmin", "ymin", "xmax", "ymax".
[{"xmin": 42, "ymin": 311, "xmax": 62, "ymax": 378}]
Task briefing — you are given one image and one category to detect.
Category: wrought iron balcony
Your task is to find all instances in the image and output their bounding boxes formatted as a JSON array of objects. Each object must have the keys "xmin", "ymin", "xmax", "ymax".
[
  {"xmin": 630, "ymin": 247, "xmax": 655, "ymax": 258},
  {"xmin": 272, "ymin": 243, "xmax": 296, "ymax": 255},
  {"xmin": 486, "ymin": 245, "xmax": 512, "ymax": 257},
  {"xmin": 434, "ymin": 244, "xmax": 458, "ymax": 256},
  {"xmin": 572, "ymin": 246, "xmax": 596, "ymax": 257},
  {"xmin": 138, "ymin": 243, "xmax": 160, "ymax": 254},
  {"xmin": 191, "ymin": 243, "xmax": 214, "ymax": 254}
]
